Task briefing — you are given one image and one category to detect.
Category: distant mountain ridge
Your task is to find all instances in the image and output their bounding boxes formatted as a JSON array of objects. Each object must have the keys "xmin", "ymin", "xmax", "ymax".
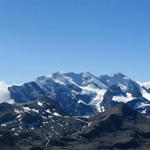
[{"xmin": 1, "ymin": 72, "xmax": 150, "ymax": 116}]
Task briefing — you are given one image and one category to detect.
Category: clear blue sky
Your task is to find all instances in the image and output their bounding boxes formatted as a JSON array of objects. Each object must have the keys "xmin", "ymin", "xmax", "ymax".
[{"xmin": 0, "ymin": 0, "xmax": 150, "ymax": 84}]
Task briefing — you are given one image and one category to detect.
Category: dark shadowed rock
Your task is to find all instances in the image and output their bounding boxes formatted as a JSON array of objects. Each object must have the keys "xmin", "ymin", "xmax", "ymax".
[{"xmin": 50, "ymin": 103, "xmax": 150, "ymax": 150}]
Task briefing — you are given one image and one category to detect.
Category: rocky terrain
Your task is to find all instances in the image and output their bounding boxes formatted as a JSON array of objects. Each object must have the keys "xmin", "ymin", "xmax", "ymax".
[
  {"xmin": 1, "ymin": 101, "xmax": 150, "ymax": 150},
  {"xmin": 48, "ymin": 103, "xmax": 150, "ymax": 150},
  {"xmin": 0, "ymin": 97, "xmax": 88, "ymax": 150}
]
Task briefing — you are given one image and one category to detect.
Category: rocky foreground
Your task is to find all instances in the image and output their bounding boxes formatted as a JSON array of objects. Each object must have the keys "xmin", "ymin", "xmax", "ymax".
[{"xmin": 1, "ymin": 98, "xmax": 150, "ymax": 150}]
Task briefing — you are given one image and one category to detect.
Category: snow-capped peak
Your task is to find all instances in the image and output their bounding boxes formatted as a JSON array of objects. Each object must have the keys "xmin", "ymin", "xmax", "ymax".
[
  {"xmin": 82, "ymin": 72, "xmax": 93, "ymax": 78},
  {"xmin": 40, "ymin": 72, "xmax": 107, "ymax": 89},
  {"xmin": 99, "ymin": 73, "xmax": 139, "ymax": 92}
]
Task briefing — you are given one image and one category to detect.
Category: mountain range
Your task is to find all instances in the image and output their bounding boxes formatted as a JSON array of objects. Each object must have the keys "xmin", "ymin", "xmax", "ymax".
[
  {"xmin": 1, "ymin": 72, "xmax": 150, "ymax": 150},
  {"xmin": 2, "ymin": 71, "xmax": 150, "ymax": 116}
]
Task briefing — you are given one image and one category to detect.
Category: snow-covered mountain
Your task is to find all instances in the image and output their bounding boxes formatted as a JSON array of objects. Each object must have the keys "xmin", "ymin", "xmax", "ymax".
[{"xmin": 1, "ymin": 72, "xmax": 150, "ymax": 116}]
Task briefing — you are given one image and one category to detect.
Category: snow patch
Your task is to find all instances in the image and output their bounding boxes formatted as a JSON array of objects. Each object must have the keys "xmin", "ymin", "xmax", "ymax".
[
  {"xmin": 118, "ymin": 83, "xmax": 128, "ymax": 91},
  {"xmin": 14, "ymin": 109, "xmax": 20, "ymax": 114},
  {"xmin": 52, "ymin": 112, "xmax": 61, "ymax": 116},
  {"xmin": 37, "ymin": 101, "xmax": 43, "ymax": 107},
  {"xmin": 137, "ymin": 102, "xmax": 150, "ymax": 108},
  {"xmin": 78, "ymin": 100, "xmax": 87, "ymax": 105},
  {"xmin": 53, "ymin": 78, "xmax": 66, "ymax": 85},
  {"xmin": 123, "ymin": 76, "xmax": 129, "ymax": 80},
  {"xmin": 17, "ymin": 115, "xmax": 21, "ymax": 119},
  {"xmin": 1, "ymin": 123, "xmax": 7, "ymax": 127},
  {"xmin": 32, "ymin": 109, "xmax": 39, "ymax": 113},
  {"xmin": 141, "ymin": 109, "xmax": 147, "ymax": 114},
  {"xmin": 23, "ymin": 107, "xmax": 31, "ymax": 112},
  {"xmin": 112, "ymin": 93, "xmax": 135, "ymax": 103},
  {"xmin": 46, "ymin": 109, "xmax": 51, "ymax": 113},
  {"xmin": 81, "ymin": 85, "xmax": 107, "ymax": 112},
  {"xmin": 141, "ymin": 89, "xmax": 150, "ymax": 101}
]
